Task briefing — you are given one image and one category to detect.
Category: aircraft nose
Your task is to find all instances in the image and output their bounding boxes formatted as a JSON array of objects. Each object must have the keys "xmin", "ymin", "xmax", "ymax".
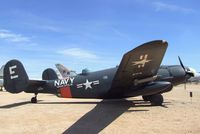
[{"xmin": 185, "ymin": 68, "xmax": 195, "ymax": 77}]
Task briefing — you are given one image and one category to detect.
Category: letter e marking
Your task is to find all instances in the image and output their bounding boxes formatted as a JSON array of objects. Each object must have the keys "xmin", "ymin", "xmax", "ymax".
[{"xmin": 9, "ymin": 65, "xmax": 18, "ymax": 79}]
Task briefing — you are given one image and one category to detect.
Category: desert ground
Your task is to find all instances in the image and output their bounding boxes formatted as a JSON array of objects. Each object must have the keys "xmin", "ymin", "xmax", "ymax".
[{"xmin": 0, "ymin": 84, "xmax": 200, "ymax": 134}]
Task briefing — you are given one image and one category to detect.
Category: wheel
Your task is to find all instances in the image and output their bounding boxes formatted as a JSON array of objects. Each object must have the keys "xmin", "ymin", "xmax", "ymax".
[
  {"xmin": 31, "ymin": 97, "xmax": 37, "ymax": 103},
  {"xmin": 149, "ymin": 94, "xmax": 163, "ymax": 106},
  {"xmin": 142, "ymin": 96, "xmax": 150, "ymax": 101}
]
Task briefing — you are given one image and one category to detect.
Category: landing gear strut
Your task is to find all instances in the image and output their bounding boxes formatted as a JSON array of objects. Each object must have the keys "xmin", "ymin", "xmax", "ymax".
[
  {"xmin": 142, "ymin": 96, "xmax": 149, "ymax": 101},
  {"xmin": 31, "ymin": 93, "xmax": 38, "ymax": 103},
  {"xmin": 142, "ymin": 94, "xmax": 164, "ymax": 106}
]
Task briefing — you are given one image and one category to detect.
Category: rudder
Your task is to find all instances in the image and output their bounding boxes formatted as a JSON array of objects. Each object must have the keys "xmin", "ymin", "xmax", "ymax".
[
  {"xmin": 42, "ymin": 68, "xmax": 58, "ymax": 80},
  {"xmin": 3, "ymin": 59, "xmax": 29, "ymax": 93}
]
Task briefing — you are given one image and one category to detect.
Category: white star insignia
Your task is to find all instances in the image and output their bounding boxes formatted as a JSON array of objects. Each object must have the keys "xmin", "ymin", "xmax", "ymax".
[{"xmin": 83, "ymin": 79, "xmax": 93, "ymax": 90}]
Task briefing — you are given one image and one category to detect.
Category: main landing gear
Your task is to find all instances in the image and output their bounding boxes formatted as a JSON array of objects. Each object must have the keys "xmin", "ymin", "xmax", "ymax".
[
  {"xmin": 31, "ymin": 93, "xmax": 38, "ymax": 103},
  {"xmin": 142, "ymin": 94, "xmax": 164, "ymax": 106}
]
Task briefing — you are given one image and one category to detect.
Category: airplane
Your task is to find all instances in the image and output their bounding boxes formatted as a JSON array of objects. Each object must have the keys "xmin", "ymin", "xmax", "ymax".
[
  {"xmin": 0, "ymin": 65, "xmax": 4, "ymax": 91},
  {"xmin": 55, "ymin": 63, "xmax": 77, "ymax": 78},
  {"xmin": 3, "ymin": 40, "xmax": 194, "ymax": 106},
  {"xmin": 188, "ymin": 75, "xmax": 200, "ymax": 84},
  {"xmin": 187, "ymin": 68, "xmax": 200, "ymax": 84}
]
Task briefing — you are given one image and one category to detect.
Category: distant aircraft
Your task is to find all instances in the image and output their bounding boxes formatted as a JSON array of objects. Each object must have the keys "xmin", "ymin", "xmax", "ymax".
[
  {"xmin": 0, "ymin": 65, "xmax": 4, "ymax": 91},
  {"xmin": 3, "ymin": 40, "xmax": 194, "ymax": 105},
  {"xmin": 187, "ymin": 68, "xmax": 200, "ymax": 84},
  {"xmin": 55, "ymin": 64, "xmax": 77, "ymax": 78}
]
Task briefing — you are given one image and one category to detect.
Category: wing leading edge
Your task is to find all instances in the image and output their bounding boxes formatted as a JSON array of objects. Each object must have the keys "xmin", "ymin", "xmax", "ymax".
[{"xmin": 110, "ymin": 40, "xmax": 168, "ymax": 94}]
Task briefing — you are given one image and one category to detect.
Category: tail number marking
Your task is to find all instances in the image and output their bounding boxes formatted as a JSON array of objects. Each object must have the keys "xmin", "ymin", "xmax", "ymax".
[{"xmin": 9, "ymin": 65, "xmax": 18, "ymax": 79}]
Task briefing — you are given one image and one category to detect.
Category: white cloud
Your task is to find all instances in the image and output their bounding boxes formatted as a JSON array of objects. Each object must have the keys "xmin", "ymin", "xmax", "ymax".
[
  {"xmin": 0, "ymin": 29, "xmax": 30, "ymax": 43},
  {"xmin": 57, "ymin": 48, "xmax": 98, "ymax": 59},
  {"xmin": 153, "ymin": 2, "xmax": 196, "ymax": 14}
]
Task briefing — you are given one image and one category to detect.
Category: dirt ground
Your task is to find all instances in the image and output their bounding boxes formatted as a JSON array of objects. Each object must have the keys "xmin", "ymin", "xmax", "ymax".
[{"xmin": 0, "ymin": 84, "xmax": 200, "ymax": 134}]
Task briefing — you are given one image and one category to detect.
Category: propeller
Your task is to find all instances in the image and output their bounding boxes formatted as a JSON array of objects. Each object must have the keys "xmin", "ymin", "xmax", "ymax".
[
  {"xmin": 178, "ymin": 56, "xmax": 194, "ymax": 77},
  {"xmin": 178, "ymin": 56, "xmax": 194, "ymax": 89}
]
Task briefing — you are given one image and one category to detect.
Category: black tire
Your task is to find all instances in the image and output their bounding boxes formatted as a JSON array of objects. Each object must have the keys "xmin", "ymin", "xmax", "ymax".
[
  {"xmin": 149, "ymin": 94, "xmax": 163, "ymax": 106},
  {"xmin": 31, "ymin": 97, "xmax": 37, "ymax": 103},
  {"xmin": 142, "ymin": 96, "xmax": 150, "ymax": 101}
]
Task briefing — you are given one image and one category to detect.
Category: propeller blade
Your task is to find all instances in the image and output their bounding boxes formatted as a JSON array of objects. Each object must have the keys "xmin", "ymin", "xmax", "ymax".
[
  {"xmin": 184, "ymin": 83, "xmax": 186, "ymax": 90},
  {"xmin": 178, "ymin": 56, "xmax": 194, "ymax": 77},
  {"xmin": 178, "ymin": 56, "xmax": 194, "ymax": 90},
  {"xmin": 178, "ymin": 56, "xmax": 186, "ymax": 71},
  {"xmin": 184, "ymin": 79, "xmax": 187, "ymax": 90}
]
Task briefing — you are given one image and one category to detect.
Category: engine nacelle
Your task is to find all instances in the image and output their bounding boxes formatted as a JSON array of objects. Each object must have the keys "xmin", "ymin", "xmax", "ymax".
[{"xmin": 125, "ymin": 81, "xmax": 173, "ymax": 97}]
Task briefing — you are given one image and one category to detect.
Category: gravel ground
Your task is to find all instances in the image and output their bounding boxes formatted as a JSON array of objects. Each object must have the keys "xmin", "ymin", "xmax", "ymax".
[{"xmin": 0, "ymin": 84, "xmax": 200, "ymax": 134}]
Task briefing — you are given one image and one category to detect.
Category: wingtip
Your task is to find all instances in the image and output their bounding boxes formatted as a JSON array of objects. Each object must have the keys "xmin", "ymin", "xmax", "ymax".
[{"xmin": 162, "ymin": 40, "xmax": 167, "ymax": 44}]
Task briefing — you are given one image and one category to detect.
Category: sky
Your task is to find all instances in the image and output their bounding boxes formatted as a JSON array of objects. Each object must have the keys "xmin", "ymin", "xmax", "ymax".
[{"xmin": 0, "ymin": 0, "xmax": 200, "ymax": 79}]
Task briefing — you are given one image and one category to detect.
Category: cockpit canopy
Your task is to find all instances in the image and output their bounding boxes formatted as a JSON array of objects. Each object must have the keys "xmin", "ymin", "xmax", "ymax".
[{"xmin": 81, "ymin": 68, "xmax": 90, "ymax": 75}]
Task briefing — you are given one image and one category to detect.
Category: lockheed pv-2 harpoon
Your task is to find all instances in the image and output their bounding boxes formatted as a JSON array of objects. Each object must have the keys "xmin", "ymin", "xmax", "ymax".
[{"xmin": 3, "ymin": 40, "xmax": 193, "ymax": 105}]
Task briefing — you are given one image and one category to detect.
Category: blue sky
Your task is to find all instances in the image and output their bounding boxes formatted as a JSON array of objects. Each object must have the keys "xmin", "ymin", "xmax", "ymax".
[{"xmin": 0, "ymin": 0, "xmax": 200, "ymax": 79}]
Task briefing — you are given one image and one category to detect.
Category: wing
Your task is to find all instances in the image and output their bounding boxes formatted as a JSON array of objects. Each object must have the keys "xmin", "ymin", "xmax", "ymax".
[{"xmin": 110, "ymin": 40, "xmax": 168, "ymax": 94}]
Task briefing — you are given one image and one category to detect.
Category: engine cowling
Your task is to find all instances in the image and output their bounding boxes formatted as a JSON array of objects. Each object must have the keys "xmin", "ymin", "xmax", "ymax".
[{"xmin": 125, "ymin": 81, "xmax": 173, "ymax": 97}]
